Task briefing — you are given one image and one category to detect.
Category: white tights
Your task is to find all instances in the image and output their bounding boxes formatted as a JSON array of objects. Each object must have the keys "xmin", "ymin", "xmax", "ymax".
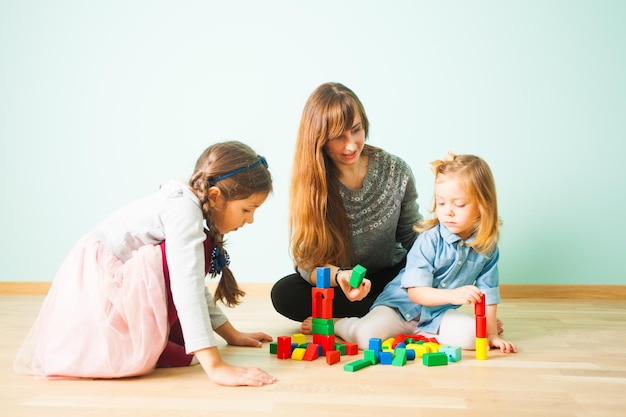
[{"xmin": 334, "ymin": 306, "xmax": 476, "ymax": 350}]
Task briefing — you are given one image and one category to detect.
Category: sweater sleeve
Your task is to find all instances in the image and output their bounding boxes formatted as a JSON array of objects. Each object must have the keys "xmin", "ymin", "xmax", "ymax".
[
  {"xmin": 203, "ymin": 286, "xmax": 228, "ymax": 329},
  {"xmin": 160, "ymin": 191, "xmax": 223, "ymax": 354},
  {"xmin": 396, "ymin": 161, "xmax": 422, "ymax": 251}
]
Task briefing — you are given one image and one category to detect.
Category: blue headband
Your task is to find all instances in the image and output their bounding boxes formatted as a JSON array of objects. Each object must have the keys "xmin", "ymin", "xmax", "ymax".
[{"xmin": 211, "ymin": 156, "xmax": 268, "ymax": 184}]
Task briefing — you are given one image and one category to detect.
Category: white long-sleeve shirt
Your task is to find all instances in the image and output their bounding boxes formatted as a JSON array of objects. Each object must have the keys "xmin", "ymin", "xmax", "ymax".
[{"xmin": 92, "ymin": 181, "xmax": 228, "ymax": 354}]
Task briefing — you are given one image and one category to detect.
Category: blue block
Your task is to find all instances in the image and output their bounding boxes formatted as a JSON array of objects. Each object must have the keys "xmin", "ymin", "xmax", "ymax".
[
  {"xmin": 439, "ymin": 345, "xmax": 462, "ymax": 362},
  {"xmin": 316, "ymin": 267, "xmax": 331, "ymax": 288},
  {"xmin": 405, "ymin": 348, "xmax": 416, "ymax": 361},
  {"xmin": 380, "ymin": 351, "xmax": 393, "ymax": 365}
]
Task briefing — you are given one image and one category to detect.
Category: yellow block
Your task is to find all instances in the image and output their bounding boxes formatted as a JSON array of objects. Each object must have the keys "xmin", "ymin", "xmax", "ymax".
[
  {"xmin": 382, "ymin": 338, "xmax": 395, "ymax": 350},
  {"xmin": 292, "ymin": 333, "xmax": 306, "ymax": 345},
  {"xmin": 424, "ymin": 342, "xmax": 440, "ymax": 352},
  {"xmin": 406, "ymin": 343, "xmax": 430, "ymax": 357},
  {"xmin": 475, "ymin": 337, "xmax": 488, "ymax": 360},
  {"xmin": 291, "ymin": 347, "xmax": 306, "ymax": 360}
]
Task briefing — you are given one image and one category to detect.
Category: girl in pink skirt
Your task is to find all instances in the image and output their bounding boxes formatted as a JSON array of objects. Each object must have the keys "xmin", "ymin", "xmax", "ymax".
[{"xmin": 14, "ymin": 141, "xmax": 276, "ymax": 387}]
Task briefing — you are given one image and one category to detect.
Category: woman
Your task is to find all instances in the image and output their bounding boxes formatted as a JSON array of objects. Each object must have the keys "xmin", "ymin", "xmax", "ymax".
[{"xmin": 271, "ymin": 82, "xmax": 422, "ymax": 332}]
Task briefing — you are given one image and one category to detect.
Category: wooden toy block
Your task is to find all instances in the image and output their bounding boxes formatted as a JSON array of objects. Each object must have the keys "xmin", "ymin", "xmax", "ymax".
[
  {"xmin": 405, "ymin": 348, "xmax": 416, "ymax": 361},
  {"xmin": 439, "ymin": 345, "xmax": 462, "ymax": 362},
  {"xmin": 334, "ymin": 343, "xmax": 347, "ymax": 355},
  {"xmin": 277, "ymin": 336, "xmax": 292, "ymax": 359},
  {"xmin": 364, "ymin": 349, "xmax": 378, "ymax": 365},
  {"xmin": 291, "ymin": 347, "xmax": 306, "ymax": 360},
  {"xmin": 344, "ymin": 358, "xmax": 372, "ymax": 372},
  {"xmin": 313, "ymin": 333, "xmax": 335, "ymax": 354},
  {"xmin": 406, "ymin": 343, "xmax": 430, "ymax": 357},
  {"xmin": 475, "ymin": 292, "xmax": 486, "ymax": 316},
  {"xmin": 424, "ymin": 342, "xmax": 440, "ymax": 352},
  {"xmin": 392, "ymin": 347, "xmax": 407, "ymax": 366},
  {"xmin": 302, "ymin": 343, "xmax": 320, "ymax": 361},
  {"xmin": 382, "ymin": 338, "xmax": 395, "ymax": 350},
  {"xmin": 380, "ymin": 351, "xmax": 393, "ymax": 365},
  {"xmin": 476, "ymin": 315, "xmax": 487, "ymax": 338},
  {"xmin": 311, "ymin": 288, "xmax": 334, "ymax": 320},
  {"xmin": 475, "ymin": 337, "xmax": 488, "ymax": 360},
  {"xmin": 412, "ymin": 334, "xmax": 429, "ymax": 343},
  {"xmin": 292, "ymin": 333, "xmax": 306, "ymax": 345},
  {"xmin": 338, "ymin": 342, "xmax": 358, "ymax": 355},
  {"xmin": 423, "ymin": 352, "xmax": 448, "ymax": 366},
  {"xmin": 349, "ymin": 264, "xmax": 367, "ymax": 288},
  {"xmin": 326, "ymin": 350, "xmax": 341, "ymax": 365},
  {"xmin": 269, "ymin": 341, "xmax": 277, "ymax": 354},
  {"xmin": 368, "ymin": 338, "xmax": 382, "ymax": 352},
  {"xmin": 316, "ymin": 267, "xmax": 331, "ymax": 288},
  {"xmin": 393, "ymin": 334, "xmax": 406, "ymax": 348},
  {"xmin": 312, "ymin": 318, "xmax": 334, "ymax": 335}
]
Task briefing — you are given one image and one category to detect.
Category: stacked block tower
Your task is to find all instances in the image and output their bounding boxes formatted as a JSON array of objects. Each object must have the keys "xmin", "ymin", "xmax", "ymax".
[
  {"xmin": 272, "ymin": 266, "xmax": 366, "ymax": 363},
  {"xmin": 475, "ymin": 292, "xmax": 488, "ymax": 360},
  {"xmin": 311, "ymin": 267, "xmax": 336, "ymax": 356}
]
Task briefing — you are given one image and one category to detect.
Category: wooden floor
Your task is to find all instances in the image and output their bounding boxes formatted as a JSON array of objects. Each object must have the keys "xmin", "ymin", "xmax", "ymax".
[{"xmin": 2, "ymin": 285, "xmax": 626, "ymax": 417}]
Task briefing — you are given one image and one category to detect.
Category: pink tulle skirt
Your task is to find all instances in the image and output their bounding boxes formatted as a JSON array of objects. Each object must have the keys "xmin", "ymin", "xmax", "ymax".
[{"xmin": 14, "ymin": 233, "xmax": 170, "ymax": 379}]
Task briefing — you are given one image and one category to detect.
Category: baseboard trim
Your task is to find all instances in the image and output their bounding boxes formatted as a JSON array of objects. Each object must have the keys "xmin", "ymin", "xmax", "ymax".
[
  {"xmin": 498, "ymin": 284, "xmax": 626, "ymax": 300},
  {"xmin": 1, "ymin": 282, "xmax": 625, "ymax": 300}
]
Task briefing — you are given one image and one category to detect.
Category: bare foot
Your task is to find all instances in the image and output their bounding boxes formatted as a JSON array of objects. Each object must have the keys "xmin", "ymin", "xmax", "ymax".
[{"xmin": 300, "ymin": 317, "xmax": 313, "ymax": 335}]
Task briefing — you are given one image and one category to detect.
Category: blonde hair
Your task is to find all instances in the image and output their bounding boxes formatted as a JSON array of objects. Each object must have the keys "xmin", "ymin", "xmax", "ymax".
[
  {"xmin": 189, "ymin": 141, "xmax": 272, "ymax": 306},
  {"xmin": 419, "ymin": 154, "xmax": 500, "ymax": 255},
  {"xmin": 290, "ymin": 82, "xmax": 379, "ymax": 270}
]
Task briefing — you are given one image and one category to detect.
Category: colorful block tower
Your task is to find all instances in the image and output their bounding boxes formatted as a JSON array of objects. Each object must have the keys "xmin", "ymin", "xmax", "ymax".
[
  {"xmin": 313, "ymin": 267, "xmax": 336, "ymax": 356},
  {"xmin": 475, "ymin": 292, "xmax": 488, "ymax": 360}
]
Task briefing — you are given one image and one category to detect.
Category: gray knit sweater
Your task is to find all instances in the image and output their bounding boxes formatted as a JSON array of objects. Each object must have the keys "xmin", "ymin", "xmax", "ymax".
[{"xmin": 299, "ymin": 149, "xmax": 421, "ymax": 282}]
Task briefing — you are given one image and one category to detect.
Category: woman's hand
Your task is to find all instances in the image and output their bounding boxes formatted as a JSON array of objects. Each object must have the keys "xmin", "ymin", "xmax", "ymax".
[{"xmin": 337, "ymin": 270, "xmax": 371, "ymax": 301}]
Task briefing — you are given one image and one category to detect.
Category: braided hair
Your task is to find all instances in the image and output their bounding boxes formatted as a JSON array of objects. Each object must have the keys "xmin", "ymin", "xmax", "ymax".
[{"xmin": 189, "ymin": 141, "xmax": 272, "ymax": 306}]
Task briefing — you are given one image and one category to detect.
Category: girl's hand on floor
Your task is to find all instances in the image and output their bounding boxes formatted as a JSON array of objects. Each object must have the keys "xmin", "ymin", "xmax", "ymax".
[
  {"xmin": 488, "ymin": 335, "xmax": 517, "ymax": 354},
  {"xmin": 207, "ymin": 362, "xmax": 277, "ymax": 387},
  {"xmin": 226, "ymin": 331, "xmax": 273, "ymax": 347}
]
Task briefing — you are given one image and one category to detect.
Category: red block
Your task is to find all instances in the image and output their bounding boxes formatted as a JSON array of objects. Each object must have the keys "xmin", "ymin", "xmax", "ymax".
[
  {"xmin": 475, "ymin": 293, "xmax": 486, "ymax": 316},
  {"xmin": 312, "ymin": 288, "xmax": 334, "ymax": 319},
  {"xmin": 393, "ymin": 334, "xmax": 407, "ymax": 348},
  {"xmin": 476, "ymin": 315, "xmax": 487, "ymax": 338},
  {"xmin": 337, "ymin": 341, "xmax": 359, "ymax": 355},
  {"xmin": 277, "ymin": 336, "xmax": 292, "ymax": 359},
  {"xmin": 313, "ymin": 333, "xmax": 336, "ymax": 354},
  {"xmin": 303, "ymin": 343, "xmax": 320, "ymax": 361},
  {"xmin": 326, "ymin": 350, "xmax": 341, "ymax": 365}
]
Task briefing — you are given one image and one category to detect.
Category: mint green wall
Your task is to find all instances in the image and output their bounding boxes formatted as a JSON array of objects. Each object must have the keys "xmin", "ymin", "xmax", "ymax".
[{"xmin": 1, "ymin": 1, "xmax": 624, "ymax": 285}]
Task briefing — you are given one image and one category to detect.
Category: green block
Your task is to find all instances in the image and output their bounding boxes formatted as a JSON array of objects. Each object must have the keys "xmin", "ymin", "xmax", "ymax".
[
  {"xmin": 350, "ymin": 264, "xmax": 367, "ymax": 288},
  {"xmin": 312, "ymin": 318, "xmax": 334, "ymax": 335},
  {"xmin": 364, "ymin": 349, "xmax": 378, "ymax": 365},
  {"xmin": 392, "ymin": 347, "xmax": 407, "ymax": 366},
  {"xmin": 269, "ymin": 342, "xmax": 277, "ymax": 354},
  {"xmin": 422, "ymin": 352, "xmax": 448, "ymax": 366},
  {"xmin": 344, "ymin": 358, "xmax": 372, "ymax": 372},
  {"xmin": 334, "ymin": 343, "xmax": 347, "ymax": 355}
]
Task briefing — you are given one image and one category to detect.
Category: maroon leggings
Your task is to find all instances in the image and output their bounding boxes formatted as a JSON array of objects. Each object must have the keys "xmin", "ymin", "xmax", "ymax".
[{"xmin": 156, "ymin": 233, "xmax": 213, "ymax": 368}]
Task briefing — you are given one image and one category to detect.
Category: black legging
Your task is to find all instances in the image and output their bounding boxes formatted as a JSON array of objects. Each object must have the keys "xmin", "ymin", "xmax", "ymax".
[{"xmin": 270, "ymin": 258, "xmax": 407, "ymax": 322}]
